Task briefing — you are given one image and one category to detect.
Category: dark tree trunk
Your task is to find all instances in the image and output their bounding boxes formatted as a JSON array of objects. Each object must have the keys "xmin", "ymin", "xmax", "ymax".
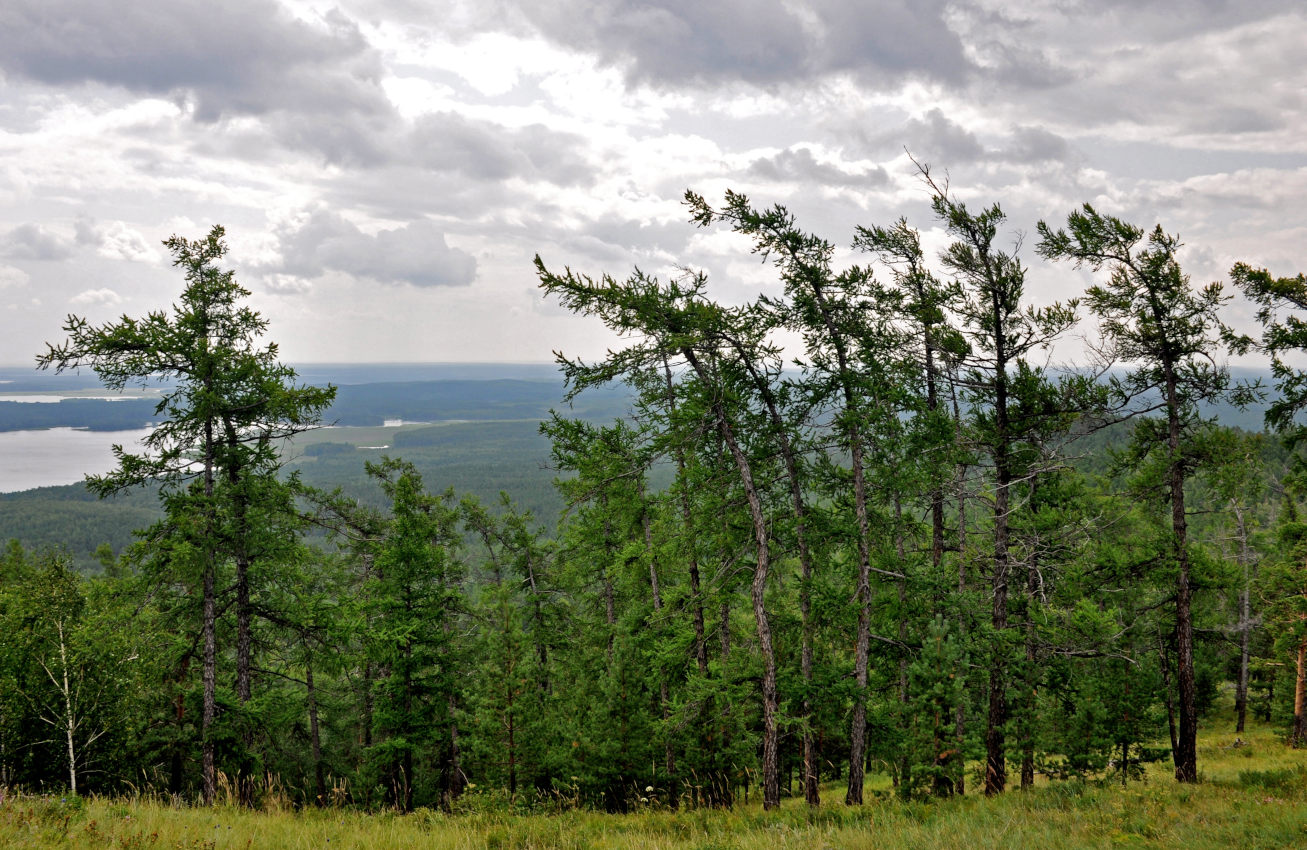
[
  {"xmin": 223, "ymin": 428, "xmax": 255, "ymax": 806},
  {"xmin": 1236, "ymin": 590, "xmax": 1251, "ymax": 735},
  {"xmin": 684, "ymin": 347, "xmax": 780, "ymax": 810},
  {"xmin": 1165, "ymin": 367, "xmax": 1198, "ymax": 783},
  {"xmin": 201, "ymin": 421, "xmax": 217, "ymax": 805},
  {"xmin": 442, "ymin": 693, "xmax": 464, "ymax": 808},
  {"xmin": 984, "ymin": 459, "xmax": 1010, "ymax": 793},
  {"xmin": 845, "ymin": 422, "xmax": 874, "ymax": 806},
  {"xmin": 306, "ymin": 655, "xmax": 325, "ymax": 805},
  {"xmin": 1020, "ymin": 488, "xmax": 1040, "ymax": 790},
  {"xmin": 170, "ymin": 657, "xmax": 190, "ymax": 795},
  {"xmin": 600, "ymin": 499, "xmax": 618, "ymax": 666},
  {"xmin": 1159, "ymin": 634, "xmax": 1179, "ymax": 756},
  {"xmin": 640, "ymin": 497, "xmax": 677, "ymax": 808},
  {"xmin": 895, "ymin": 499, "xmax": 911, "ymax": 794},
  {"xmin": 984, "ymin": 277, "xmax": 1013, "ymax": 797},
  {"xmin": 733, "ymin": 346, "xmax": 820, "ymax": 807},
  {"xmin": 201, "ymin": 555, "xmax": 217, "ymax": 804},
  {"xmin": 663, "ymin": 357, "xmax": 709, "ymax": 678},
  {"xmin": 953, "ymin": 386, "xmax": 969, "ymax": 797}
]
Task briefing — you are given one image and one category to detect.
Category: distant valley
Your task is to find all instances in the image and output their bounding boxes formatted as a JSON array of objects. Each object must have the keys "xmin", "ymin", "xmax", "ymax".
[
  {"xmin": 0, "ymin": 363, "xmax": 631, "ymax": 570},
  {"xmin": 0, "ymin": 362, "xmax": 1278, "ymax": 572}
]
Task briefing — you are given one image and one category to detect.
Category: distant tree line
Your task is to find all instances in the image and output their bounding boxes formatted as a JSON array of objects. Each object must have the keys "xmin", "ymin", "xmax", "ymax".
[{"xmin": 4, "ymin": 179, "xmax": 1307, "ymax": 811}]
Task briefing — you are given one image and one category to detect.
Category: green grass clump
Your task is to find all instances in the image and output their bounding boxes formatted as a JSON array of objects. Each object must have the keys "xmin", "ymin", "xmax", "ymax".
[{"xmin": 3, "ymin": 725, "xmax": 1305, "ymax": 849}]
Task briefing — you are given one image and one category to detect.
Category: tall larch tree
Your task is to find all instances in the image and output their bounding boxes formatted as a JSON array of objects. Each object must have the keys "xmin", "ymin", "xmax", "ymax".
[
  {"xmin": 1039, "ymin": 207, "xmax": 1249, "ymax": 781},
  {"xmin": 36, "ymin": 226, "xmax": 334, "ymax": 803}
]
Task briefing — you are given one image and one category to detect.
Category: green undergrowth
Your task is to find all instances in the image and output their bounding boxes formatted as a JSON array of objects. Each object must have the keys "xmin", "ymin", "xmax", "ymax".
[{"xmin": 3, "ymin": 726, "xmax": 1304, "ymax": 849}]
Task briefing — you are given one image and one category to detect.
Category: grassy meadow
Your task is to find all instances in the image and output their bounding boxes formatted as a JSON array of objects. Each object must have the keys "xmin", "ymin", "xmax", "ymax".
[{"xmin": 3, "ymin": 718, "xmax": 1304, "ymax": 850}]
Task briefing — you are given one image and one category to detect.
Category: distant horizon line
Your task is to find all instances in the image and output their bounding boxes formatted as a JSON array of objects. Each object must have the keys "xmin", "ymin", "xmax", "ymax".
[{"xmin": 1, "ymin": 360, "xmax": 563, "ymax": 369}]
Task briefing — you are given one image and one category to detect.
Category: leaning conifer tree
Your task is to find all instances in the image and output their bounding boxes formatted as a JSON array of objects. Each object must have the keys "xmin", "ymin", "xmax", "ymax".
[
  {"xmin": 1038, "ymin": 207, "xmax": 1250, "ymax": 782},
  {"xmin": 926, "ymin": 173, "xmax": 1080, "ymax": 796},
  {"xmin": 536, "ymin": 258, "xmax": 788, "ymax": 810},
  {"xmin": 37, "ymin": 226, "xmax": 335, "ymax": 803}
]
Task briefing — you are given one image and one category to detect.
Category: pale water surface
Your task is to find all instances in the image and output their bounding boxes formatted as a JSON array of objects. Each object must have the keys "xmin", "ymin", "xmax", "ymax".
[{"xmin": 0, "ymin": 427, "xmax": 152, "ymax": 492}]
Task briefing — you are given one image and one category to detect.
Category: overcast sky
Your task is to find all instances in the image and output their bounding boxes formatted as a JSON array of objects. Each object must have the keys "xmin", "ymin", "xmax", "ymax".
[{"xmin": 0, "ymin": 0, "xmax": 1302, "ymax": 367}]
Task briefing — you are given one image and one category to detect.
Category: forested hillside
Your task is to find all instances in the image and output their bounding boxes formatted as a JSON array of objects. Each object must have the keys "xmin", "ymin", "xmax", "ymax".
[{"xmin": 4, "ymin": 192, "xmax": 1307, "ymax": 818}]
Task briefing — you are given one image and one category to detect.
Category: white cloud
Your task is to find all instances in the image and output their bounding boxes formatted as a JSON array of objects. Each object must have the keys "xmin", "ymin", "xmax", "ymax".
[
  {"xmin": 0, "ymin": 0, "xmax": 1301, "ymax": 366},
  {"xmin": 0, "ymin": 223, "xmax": 75, "ymax": 260},
  {"xmin": 70, "ymin": 287, "xmax": 121, "ymax": 305},
  {"xmin": 0, "ymin": 266, "xmax": 30, "ymax": 289},
  {"xmin": 273, "ymin": 209, "xmax": 478, "ymax": 289},
  {"xmin": 261, "ymin": 273, "xmax": 315, "ymax": 296},
  {"xmin": 88, "ymin": 222, "xmax": 160, "ymax": 264}
]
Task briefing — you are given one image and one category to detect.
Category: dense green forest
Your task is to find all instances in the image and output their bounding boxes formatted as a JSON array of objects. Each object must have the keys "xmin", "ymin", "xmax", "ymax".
[{"xmin": 3, "ymin": 186, "xmax": 1307, "ymax": 818}]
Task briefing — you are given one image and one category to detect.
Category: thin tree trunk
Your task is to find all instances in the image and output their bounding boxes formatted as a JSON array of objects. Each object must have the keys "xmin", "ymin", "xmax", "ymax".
[
  {"xmin": 780, "ymin": 269, "xmax": 871, "ymax": 808},
  {"xmin": 401, "ymin": 637, "xmax": 414, "ymax": 813},
  {"xmin": 683, "ymin": 347, "xmax": 780, "ymax": 810},
  {"xmin": 1293, "ymin": 634, "xmax": 1307, "ymax": 748},
  {"xmin": 362, "ymin": 660, "xmax": 374, "ymax": 749},
  {"xmin": 663, "ymin": 357, "xmax": 709, "ymax": 677},
  {"xmin": 845, "ymin": 427, "xmax": 875, "ymax": 807},
  {"xmin": 224, "ymin": 442, "xmax": 252, "ymax": 706},
  {"xmin": 1121, "ymin": 739, "xmax": 1129, "ymax": 788},
  {"xmin": 360, "ymin": 552, "xmax": 375, "ymax": 754},
  {"xmin": 171, "ymin": 660, "xmax": 188, "ymax": 794},
  {"xmin": 720, "ymin": 600, "xmax": 731, "ymax": 660},
  {"xmin": 1159, "ymin": 633, "xmax": 1179, "ymax": 756},
  {"xmin": 1233, "ymin": 502, "xmax": 1252, "ymax": 734},
  {"xmin": 200, "ymin": 406, "xmax": 218, "ymax": 805},
  {"xmin": 600, "ymin": 497, "xmax": 618, "ymax": 666},
  {"xmin": 1165, "ymin": 367, "xmax": 1198, "ymax": 783},
  {"xmin": 1020, "ymin": 560, "xmax": 1038, "ymax": 789},
  {"xmin": 306, "ymin": 654, "xmax": 325, "ymax": 804},
  {"xmin": 1236, "ymin": 589, "xmax": 1251, "ymax": 735},
  {"xmin": 640, "ymin": 495, "xmax": 677, "ymax": 808},
  {"xmin": 57, "ymin": 620, "xmax": 77, "ymax": 794},
  {"xmin": 985, "ymin": 452, "xmax": 1011, "ymax": 796},
  {"xmin": 524, "ymin": 554, "xmax": 550, "ymax": 685},
  {"xmin": 953, "ymin": 385, "xmax": 968, "ymax": 798},
  {"xmin": 202, "ymin": 555, "xmax": 216, "ymax": 805},
  {"xmin": 731, "ymin": 346, "xmax": 819, "ymax": 807},
  {"xmin": 447, "ymin": 693, "xmax": 463, "ymax": 804},
  {"xmin": 1019, "ymin": 481, "xmax": 1041, "ymax": 790},
  {"xmin": 507, "ymin": 684, "xmax": 517, "ymax": 796},
  {"xmin": 984, "ymin": 273, "xmax": 1013, "ymax": 797},
  {"xmin": 895, "ymin": 497, "xmax": 911, "ymax": 795},
  {"xmin": 220, "ymin": 427, "xmax": 255, "ymax": 806}
]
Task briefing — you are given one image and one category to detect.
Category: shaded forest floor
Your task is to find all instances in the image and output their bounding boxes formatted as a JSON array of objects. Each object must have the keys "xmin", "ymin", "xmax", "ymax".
[{"xmin": 3, "ymin": 721, "xmax": 1305, "ymax": 849}]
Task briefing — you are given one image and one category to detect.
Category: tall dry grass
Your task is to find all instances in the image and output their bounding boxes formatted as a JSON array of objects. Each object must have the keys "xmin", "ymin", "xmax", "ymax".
[{"xmin": 2, "ymin": 723, "xmax": 1303, "ymax": 849}]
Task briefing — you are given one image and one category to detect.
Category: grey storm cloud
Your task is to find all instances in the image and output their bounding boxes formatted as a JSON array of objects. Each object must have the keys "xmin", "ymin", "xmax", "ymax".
[
  {"xmin": 514, "ymin": 0, "xmax": 973, "ymax": 88},
  {"xmin": 857, "ymin": 109, "xmax": 985, "ymax": 163},
  {"xmin": 852, "ymin": 111, "xmax": 1074, "ymax": 167},
  {"xmin": 749, "ymin": 147, "xmax": 889, "ymax": 188},
  {"xmin": 0, "ymin": 224, "xmax": 75, "ymax": 261},
  {"xmin": 275, "ymin": 210, "xmax": 477, "ymax": 289},
  {"xmin": 179, "ymin": 106, "xmax": 594, "ymax": 183},
  {"xmin": 0, "ymin": 0, "xmax": 390, "ymax": 123},
  {"xmin": 997, "ymin": 126, "xmax": 1074, "ymax": 164},
  {"xmin": 409, "ymin": 113, "xmax": 594, "ymax": 186}
]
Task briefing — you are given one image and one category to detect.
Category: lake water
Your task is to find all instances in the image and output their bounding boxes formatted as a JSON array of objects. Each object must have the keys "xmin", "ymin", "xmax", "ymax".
[
  {"xmin": 0, "ymin": 427, "xmax": 152, "ymax": 492},
  {"xmin": 0, "ymin": 394, "xmax": 140, "ymax": 403}
]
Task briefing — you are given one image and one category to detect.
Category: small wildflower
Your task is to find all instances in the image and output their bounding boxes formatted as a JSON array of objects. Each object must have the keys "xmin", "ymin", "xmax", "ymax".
[{"xmin": 645, "ymin": 786, "xmax": 653, "ymax": 793}]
